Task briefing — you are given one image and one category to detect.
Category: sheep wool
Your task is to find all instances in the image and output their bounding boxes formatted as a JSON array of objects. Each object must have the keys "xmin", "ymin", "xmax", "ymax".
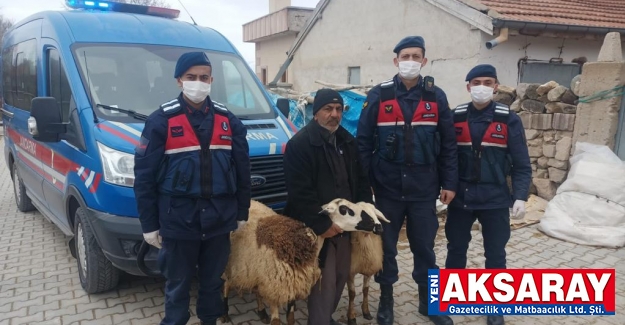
[
  {"xmin": 350, "ymin": 232, "xmax": 383, "ymax": 278},
  {"xmin": 249, "ymin": 199, "xmax": 277, "ymax": 219},
  {"xmin": 346, "ymin": 202, "xmax": 387, "ymax": 324},
  {"xmin": 223, "ymin": 204, "xmax": 323, "ymax": 325}
]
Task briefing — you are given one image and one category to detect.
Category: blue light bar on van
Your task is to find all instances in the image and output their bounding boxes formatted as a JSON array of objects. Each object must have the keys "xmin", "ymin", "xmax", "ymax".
[{"xmin": 66, "ymin": 0, "xmax": 180, "ymax": 19}]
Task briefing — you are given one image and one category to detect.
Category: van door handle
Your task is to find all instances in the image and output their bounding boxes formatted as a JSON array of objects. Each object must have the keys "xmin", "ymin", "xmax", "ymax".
[{"xmin": 1, "ymin": 108, "xmax": 13, "ymax": 118}]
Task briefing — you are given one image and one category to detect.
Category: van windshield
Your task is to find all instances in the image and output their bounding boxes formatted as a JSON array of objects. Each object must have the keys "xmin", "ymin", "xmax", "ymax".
[{"xmin": 72, "ymin": 44, "xmax": 275, "ymax": 121}]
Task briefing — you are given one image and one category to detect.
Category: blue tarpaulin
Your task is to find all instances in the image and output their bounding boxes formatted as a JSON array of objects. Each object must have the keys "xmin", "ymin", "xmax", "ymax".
[{"xmin": 268, "ymin": 90, "xmax": 366, "ymax": 136}]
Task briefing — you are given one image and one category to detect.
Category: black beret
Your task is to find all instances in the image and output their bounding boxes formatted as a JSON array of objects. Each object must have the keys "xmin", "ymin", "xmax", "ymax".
[
  {"xmin": 465, "ymin": 64, "xmax": 497, "ymax": 82},
  {"xmin": 312, "ymin": 88, "xmax": 344, "ymax": 115},
  {"xmin": 174, "ymin": 52, "xmax": 211, "ymax": 78},
  {"xmin": 393, "ymin": 36, "xmax": 425, "ymax": 54}
]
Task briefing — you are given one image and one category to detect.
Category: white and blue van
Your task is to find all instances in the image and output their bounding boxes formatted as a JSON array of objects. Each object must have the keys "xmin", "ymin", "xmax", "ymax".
[{"xmin": 2, "ymin": 0, "xmax": 295, "ymax": 293}]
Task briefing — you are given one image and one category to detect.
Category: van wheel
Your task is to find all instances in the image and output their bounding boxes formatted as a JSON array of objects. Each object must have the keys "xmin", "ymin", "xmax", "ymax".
[
  {"xmin": 74, "ymin": 207, "xmax": 120, "ymax": 293},
  {"xmin": 12, "ymin": 163, "xmax": 35, "ymax": 212}
]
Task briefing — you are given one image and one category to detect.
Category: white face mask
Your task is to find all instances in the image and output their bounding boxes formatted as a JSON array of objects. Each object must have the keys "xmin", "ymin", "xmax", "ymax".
[
  {"xmin": 398, "ymin": 60, "xmax": 421, "ymax": 80},
  {"xmin": 182, "ymin": 80, "xmax": 211, "ymax": 104},
  {"xmin": 470, "ymin": 85, "xmax": 494, "ymax": 104}
]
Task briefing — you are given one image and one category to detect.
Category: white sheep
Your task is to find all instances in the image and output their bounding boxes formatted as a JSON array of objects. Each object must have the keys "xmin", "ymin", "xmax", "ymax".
[
  {"xmin": 221, "ymin": 198, "xmax": 389, "ymax": 325},
  {"xmin": 346, "ymin": 202, "xmax": 387, "ymax": 325}
]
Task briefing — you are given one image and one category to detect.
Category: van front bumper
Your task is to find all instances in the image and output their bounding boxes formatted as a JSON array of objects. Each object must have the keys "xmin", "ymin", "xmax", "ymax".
[{"xmin": 86, "ymin": 208, "xmax": 160, "ymax": 276}]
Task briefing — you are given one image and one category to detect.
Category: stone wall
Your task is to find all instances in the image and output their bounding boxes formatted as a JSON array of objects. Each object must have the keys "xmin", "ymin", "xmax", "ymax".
[
  {"xmin": 494, "ymin": 32, "xmax": 624, "ymax": 202},
  {"xmin": 572, "ymin": 32, "xmax": 625, "ymax": 151},
  {"xmin": 495, "ymin": 80, "xmax": 579, "ymax": 201}
]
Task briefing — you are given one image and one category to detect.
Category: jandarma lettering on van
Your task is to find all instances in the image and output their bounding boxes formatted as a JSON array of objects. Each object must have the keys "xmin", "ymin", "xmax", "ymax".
[
  {"xmin": 20, "ymin": 137, "xmax": 37, "ymax": 156},
  {"xmin": 246, "ymin": 132, "xmax": 279, "ymax": 141}
]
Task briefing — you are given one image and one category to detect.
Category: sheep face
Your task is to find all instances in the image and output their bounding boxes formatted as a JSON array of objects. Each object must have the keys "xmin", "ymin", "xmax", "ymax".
[{"xmin": 319, "ymin": 199, "xmax": 389, "ymax": 234}]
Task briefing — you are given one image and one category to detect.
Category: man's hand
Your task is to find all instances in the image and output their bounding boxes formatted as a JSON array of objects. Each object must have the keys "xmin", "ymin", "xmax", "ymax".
[
  {"xmin": 511, "ymin": 200, "xmax": 526, "ymax": 220},
  {"xmin": 143, "ymin": 230, "xmax": 162, "ymax": 249},
  {"xmin": 320, "ymin": 223, "xmax": 343, "ymax": 238},
  {"xmin": 236, "ymin": 220, "xmax": 247, "ymax": 231},
  {"xmin": 440, "ymin": 190, "xmax": 456, "ymax": 205}
]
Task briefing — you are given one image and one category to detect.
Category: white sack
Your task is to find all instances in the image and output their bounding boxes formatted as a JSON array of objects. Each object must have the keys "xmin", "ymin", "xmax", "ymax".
[
  {"xmin": 539, "ymin": 192, "xmax": 625, "ymax": 248},
  {"xmin": 538, "ymin": 142, "xmax": 625, "ymax": 248},
  {"xmin": 557, "ymin": 142, "xmax": 625, "ymax": 205}
]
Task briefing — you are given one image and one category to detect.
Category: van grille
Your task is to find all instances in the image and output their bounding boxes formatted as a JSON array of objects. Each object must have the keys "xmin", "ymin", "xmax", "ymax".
[
  {"xmin": 250, "ymin": 155, "xmax": 286, "ymax": 209},
  {"xmin": 246, "ymin": 123, "xmax": 277, "ymax": 130}
]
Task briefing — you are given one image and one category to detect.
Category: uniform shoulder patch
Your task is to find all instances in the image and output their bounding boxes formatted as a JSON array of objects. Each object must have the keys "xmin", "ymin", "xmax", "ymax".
[
  {"xmin": 380, "ymin": 78, "xmax": 394, "ymax": 88},
  {"xmin": 160, "ymin": 98, "xmax": 182, "ymax": 115},
  {"xmin": 493, "ymin": 104, "xmax": 511, "ymax": 124},
  {"xmin": 362, "ymin": 101, "xmax": 369, "ymax": 110},
  {"xmin": 212, "ymin": 100, "xmax": 229, "ymax": 114},
  {"xmin": 454, "ymin": 103, "xmax": 469, "ymax": 114},
  {"xmin": 494, "ymin": 104, "xmax": 510, "ymax": 116}
]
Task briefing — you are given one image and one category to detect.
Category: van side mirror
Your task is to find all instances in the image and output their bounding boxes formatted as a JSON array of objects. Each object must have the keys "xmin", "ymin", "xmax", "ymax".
[
  {"xmin": 276, "ymin": 98, "xmax": 290, "ymax": 118},
  {"xmin": 29, "ymin": 97, "xmax": 66, "ymax": 142}
]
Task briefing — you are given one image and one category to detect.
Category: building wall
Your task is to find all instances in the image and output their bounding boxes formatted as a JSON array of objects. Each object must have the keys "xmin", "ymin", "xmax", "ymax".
[
  {"xmin": 479, "ymin": 34, "xmax": 603, "ymax": 86},
  {"xmin": 256, "ymin": 34, "xmax": 297, "ymax": 84},
  {"xmin": 270, "ymin": 0, "xmax": 291, "ymax": 13},
  {"xmin": 290, "ymin": 0, "xmax": 483, "ymax": 106},
  {"xmin": 288, "ymin": 0, "xmax": 625, "ymax": 107}
]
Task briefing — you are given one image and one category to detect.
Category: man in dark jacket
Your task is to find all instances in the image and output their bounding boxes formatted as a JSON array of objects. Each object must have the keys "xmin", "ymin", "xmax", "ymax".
[
  {"xmin": 284, "ymin": 88, "xmax": 373, "ymax": 325},
  {"xmin": 446, "ymin": 64, "xmax": 531, "ymax": 325},
  {"xmin": 357, "ymin": 36, "xmax": 456, "ymax": 325},
  {"xmin": 134, "ymin": 52, "xmax": 251, "ymax": 325}
]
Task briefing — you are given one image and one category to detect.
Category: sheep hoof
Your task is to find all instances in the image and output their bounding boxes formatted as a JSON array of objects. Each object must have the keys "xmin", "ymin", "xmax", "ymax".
[
  {"xmin": 219, "ymin": 315, "xmax": 232, "ymax": 323},
  {"xmin": 257, "ymin": 309, "xmax": 270, "ymax": 324},
  {"xmin": 348, "ymin": 319, "xmax": 357, "ymax": 325},
  {"xmin": 363, "ymin": 312, "xmax": 373, "ymax": 320}
]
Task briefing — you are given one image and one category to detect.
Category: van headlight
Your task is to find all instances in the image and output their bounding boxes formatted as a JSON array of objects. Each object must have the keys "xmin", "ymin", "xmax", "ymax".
[{"xmin": 98, "ymin": 142, "xmax": 135, "ymax": 187}]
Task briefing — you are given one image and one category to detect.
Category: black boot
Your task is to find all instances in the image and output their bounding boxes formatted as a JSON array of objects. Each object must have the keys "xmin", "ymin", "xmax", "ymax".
[
  {"xmin": 376, "ymin": 284, "xmax": 394, "ymax": 325},
  {"xmin": 418, "ymin": 286, "xmax": 454, "ymax": 325},
  {"xmin": 487, "ymin": 315, "xmax": 505, "ymax": 325}
]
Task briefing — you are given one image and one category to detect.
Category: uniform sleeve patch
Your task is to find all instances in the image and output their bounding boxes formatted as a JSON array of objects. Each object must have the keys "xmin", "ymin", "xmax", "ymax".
[
  {"xmin": 362, "ymin": 101, "xmax": 368, "ymax": 110},
  {"xmin": 135, "ymin": 136, "xmax": 150, "ymax": 156}
]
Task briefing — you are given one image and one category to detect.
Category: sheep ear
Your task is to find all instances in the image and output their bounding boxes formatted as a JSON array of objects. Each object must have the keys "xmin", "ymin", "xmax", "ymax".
[
  {"xmin": 358, "ymin": 202, "xmax": 391, "ymax": 223},
  {"xmin": 374, "ymin": 207, "xmax": 391, "ymax": 223}
]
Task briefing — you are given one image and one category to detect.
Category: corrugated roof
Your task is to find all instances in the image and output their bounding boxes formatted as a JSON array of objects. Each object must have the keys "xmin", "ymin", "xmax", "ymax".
[{"xmin": 477, "ymin": 0, "xmax": 625, "ymax": 29}]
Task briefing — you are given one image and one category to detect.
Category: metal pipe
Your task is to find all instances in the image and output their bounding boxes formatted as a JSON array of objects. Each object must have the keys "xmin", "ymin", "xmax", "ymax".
[{"xmin": 486, "ymin": 27, "xmax": 509, "ymax": 49}]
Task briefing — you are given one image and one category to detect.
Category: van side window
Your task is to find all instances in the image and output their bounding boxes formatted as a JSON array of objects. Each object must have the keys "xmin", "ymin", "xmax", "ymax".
[
  {"xmin": 2, "ymin": 46, "xmax": 15, "ymax": 107},
  {"xmin": 14, "ymin": 40, "xmax": 38, "ymax": 111},
  {"xmin": 47, "ymin": 48, "xmax": 85, "ymax": 151},
  {"xmin": 48, "ymin": 49, "xmax": 72, "ymax": 122}
]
